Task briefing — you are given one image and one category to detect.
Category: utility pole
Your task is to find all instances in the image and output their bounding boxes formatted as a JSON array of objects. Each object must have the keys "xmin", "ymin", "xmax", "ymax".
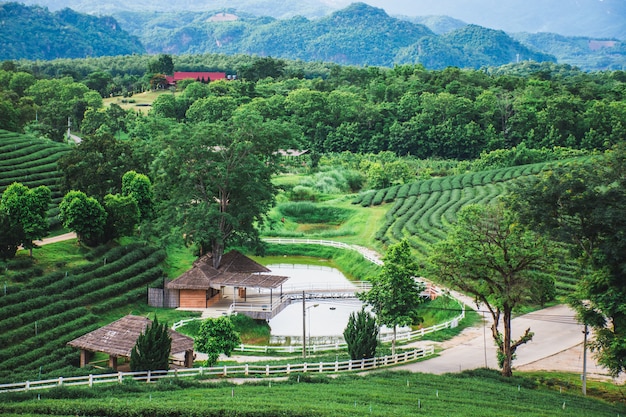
[
  {"xmin": 302, "ymin": 291, "xmax": 306, "ymax": 359},
  {"xmin": 582, "ymin": 324, "xmax": 588, "ymax": 395}
]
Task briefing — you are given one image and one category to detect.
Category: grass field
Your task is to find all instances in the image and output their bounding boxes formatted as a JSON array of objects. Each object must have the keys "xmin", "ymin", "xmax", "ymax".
[
  {"xmin": 1, "ymin": 370, "xmax": 623, "ymax": 416},
  {"xmin": 103, "ymin": 90, "xmax": 177, "ymax": 114}
]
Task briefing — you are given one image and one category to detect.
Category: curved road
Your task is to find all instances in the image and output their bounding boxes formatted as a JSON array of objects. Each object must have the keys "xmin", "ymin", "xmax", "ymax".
[{"xmin": 398, "ymin": 304, "xmax": 587, "ymax": 374}]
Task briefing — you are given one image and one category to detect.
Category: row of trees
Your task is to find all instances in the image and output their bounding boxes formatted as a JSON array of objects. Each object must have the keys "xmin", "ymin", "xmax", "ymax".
[{"xmin": 2, "ymin": 58, "xmax": 626, "ymax": 159}]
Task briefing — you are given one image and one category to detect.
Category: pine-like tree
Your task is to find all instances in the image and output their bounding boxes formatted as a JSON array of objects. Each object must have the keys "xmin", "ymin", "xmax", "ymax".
[
  {"xmin": 343, "ymin": 308, "xmax": 378, "ymax": 360},
  {"xmin": 130, "ymin": 316, "xmax": 172, "ymax": 371}
]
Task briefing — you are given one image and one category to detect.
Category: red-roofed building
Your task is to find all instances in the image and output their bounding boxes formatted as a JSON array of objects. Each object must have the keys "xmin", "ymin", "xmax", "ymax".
[{"xmin": 165, "ymin": 71, "xmax": 228, "ymax": 86}]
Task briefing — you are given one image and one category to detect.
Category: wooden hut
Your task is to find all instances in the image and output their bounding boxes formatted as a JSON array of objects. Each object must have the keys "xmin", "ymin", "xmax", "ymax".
[
  {"xmin": 166, "ymin": 250, "xmax": 289, "ymax": 312},
  {"xmin": 67, "ymin": 315, "xmax": 194, "ymax": 370}
]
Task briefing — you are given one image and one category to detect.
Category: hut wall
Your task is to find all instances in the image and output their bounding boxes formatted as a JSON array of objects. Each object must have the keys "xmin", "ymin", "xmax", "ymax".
[
  {"xmin": 180, "ymin": 289, "xmax": 207, "ymax": 308},
  {"xmin": 148, "ymin": 281, "xmax": 179, "ymax": 308}
]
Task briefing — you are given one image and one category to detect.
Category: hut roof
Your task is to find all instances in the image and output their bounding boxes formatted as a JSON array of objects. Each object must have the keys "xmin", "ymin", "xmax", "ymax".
[
  {"xmin": 195, "ymin": 250, "xmax": 271, "ymax": 273},
  {"xmin": 210, "ymin": 273, "xmax": 289, "ymax": 289},
  {"xmin": 167, "ymin": 262, "xmax": 221, "ymax": 290},
  {"xmin": 67, "ymin": 315, "xmax": 193, "ymax": 357},
  {"xmin": 168, "ymin": 250, "xmax": 285, "ymax": 290}
]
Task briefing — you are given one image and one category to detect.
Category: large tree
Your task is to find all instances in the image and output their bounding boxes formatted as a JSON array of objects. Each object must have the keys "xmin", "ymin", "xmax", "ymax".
[
  {"xmin": 429, "ymin": 203, "xmax": 555, "ymax": 377},
  {"xmin": 153, "ymin": 109, "xmax": 295, "ymax": 268},
  {"xmin": 59, "ymin": 190, "xmax": 107, "ymax": 245},
  {"xmin": 359, "ymin": 239, "xmax": 425, "ymax": 355},
  {"xmin": 0, "ymin": 182, "xmax": 51, "ymax": 257},
  {"xmin": 510, "ymin": 147, "xmax": 626, "ymax": 376},
  {"xmin": 58, "ymin": 132, "xmax": 144, "ymax": 200}
]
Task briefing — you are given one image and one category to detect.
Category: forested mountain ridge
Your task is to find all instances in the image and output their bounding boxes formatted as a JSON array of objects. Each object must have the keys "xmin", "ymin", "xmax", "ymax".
[
  {"xmin": 113, "ymin": 3, "xmax": 553, "ymax": 69},
  {"xmin": 17, "ymin": 0, "xmax": 626, "ymax": 39},
  {"xmin": 0, "ymin": 2, "xmax": 144, "ymax": 60},
  {"xmin": 1, "ymin": 2, "xmax": 623, "ymax": 71}
]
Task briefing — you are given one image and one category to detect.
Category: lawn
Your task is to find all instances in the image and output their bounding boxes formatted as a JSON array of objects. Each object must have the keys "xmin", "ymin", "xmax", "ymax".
[{"xmin": 1, "ymin": 370, "xmax": 623, "ymax": 416}]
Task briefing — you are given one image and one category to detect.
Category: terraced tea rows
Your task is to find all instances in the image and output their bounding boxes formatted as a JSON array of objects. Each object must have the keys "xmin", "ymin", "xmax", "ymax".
[
  {"xmin": 0, "ymin": 130, "xmax": 70, "ymax": 226},
  {"xmin": 0, "ymin": 243, "xmax": 165, "ymax": 383},
  {"xmin": 358, "ymin": 159, "xmax": 589, "ymax": 297}
]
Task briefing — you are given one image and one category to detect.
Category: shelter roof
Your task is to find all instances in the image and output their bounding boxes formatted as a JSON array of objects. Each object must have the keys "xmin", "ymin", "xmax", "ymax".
[
  {"xmin": 197, "ymin": 250, "xmax": 271, "ymax": 273},
  {"xmin": 168, "ymin": 250, "xmax": 286, "ymax": 290},
  {"xmin": 209, "ymin": 273, "xmax": 289, "ymax": 289},
  {"xmin": 67, "ymin": 315, "xmax": 193, "ymax": 357}
]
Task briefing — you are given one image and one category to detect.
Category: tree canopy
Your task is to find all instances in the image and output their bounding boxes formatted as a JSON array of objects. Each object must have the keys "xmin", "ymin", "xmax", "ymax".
[
  {"xmin": 429, "ymin": 203, "xmax": 555, "ymax": 377},
  {"xmin": 0, "ymin": 182, "xmax": 51, "ymax": 257},
  {"xmin": 130, "ymin": 316, "xmax": 172, "ymax": 372},
  {"xmin": 195, "ymin": 316, "xmax": 240, "ymax": 367},
  {"xmin": 359, "ymin": 239, "xmax": 424, "ymax": 354},
  {"xmin": 152, "ymin": 110, "xmax": 296, "ymax": 267},
  {"xmin": 510, "ymin": 146, "xmax": 626, "ymax": 377}
]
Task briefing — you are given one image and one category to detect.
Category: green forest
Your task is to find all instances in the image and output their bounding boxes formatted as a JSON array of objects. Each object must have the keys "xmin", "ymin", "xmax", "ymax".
[{"xmin": 1, "ymin": 48, "xmax": 626, "ymax": 414}]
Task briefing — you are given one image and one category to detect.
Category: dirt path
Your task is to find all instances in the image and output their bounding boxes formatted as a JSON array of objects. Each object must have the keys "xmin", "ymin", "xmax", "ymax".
[{"xmin": 34, "ymin": 232, "xmax": 77, "ymax": 246}]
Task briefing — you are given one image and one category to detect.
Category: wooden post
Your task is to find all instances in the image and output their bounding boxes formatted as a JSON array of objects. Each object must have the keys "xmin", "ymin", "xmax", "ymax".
[{"xmin": 108, "ymin": 355, "xmax": 118, "ymax": 371}]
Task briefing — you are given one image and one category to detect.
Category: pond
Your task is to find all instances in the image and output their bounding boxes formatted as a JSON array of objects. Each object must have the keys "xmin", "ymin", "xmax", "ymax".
[
  {"xmin": 267, "ymin": 264, "xmax": 363, "ymax": 339},
  {"xmin": 265, "ymin": 264, "xmax": 403, "ymax": 342}
]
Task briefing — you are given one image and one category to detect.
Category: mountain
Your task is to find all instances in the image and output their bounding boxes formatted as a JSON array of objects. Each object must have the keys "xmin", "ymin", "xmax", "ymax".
[
  {"xmin": 356, "ymin": 0, "xmax": 626, "ymax": 40},
  {"xmin": 394, "ymin": 25, "xmax": 555, "ymax": 69},
  {"xmin": 0, "ymin": 3, "xmax": 144, "ymax": 60},
  {"xmin": 17, "ymin": 0, "xmax": 626, "ymax": 39},
  {"xmin": 512, "ymin": 32, "xmax": 626, "ymax": 72},
  {"xmin": 112, "ymin": 3, "xmax": 553, "ymax": 69}
]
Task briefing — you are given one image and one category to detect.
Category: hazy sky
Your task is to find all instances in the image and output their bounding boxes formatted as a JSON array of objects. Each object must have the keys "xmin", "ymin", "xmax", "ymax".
[{"xmin": 345, "ymin": 0, "xmax": 625, "ymax": 38}]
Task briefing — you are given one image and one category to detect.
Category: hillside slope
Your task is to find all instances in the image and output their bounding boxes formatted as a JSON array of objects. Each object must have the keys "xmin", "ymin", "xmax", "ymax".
[{"xmin": 0, "ymin": 2, "xmax": 144, "ymax": 60}]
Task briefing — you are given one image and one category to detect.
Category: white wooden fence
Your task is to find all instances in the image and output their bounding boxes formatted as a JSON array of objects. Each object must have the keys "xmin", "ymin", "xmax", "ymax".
[{"xmin": 0, "ymin": 346, "xmax": 435, "ymax": 393}]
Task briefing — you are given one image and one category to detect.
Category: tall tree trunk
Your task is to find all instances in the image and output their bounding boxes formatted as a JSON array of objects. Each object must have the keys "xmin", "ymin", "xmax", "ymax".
[
  {"xmin": 501, "ymin": 308, "xmax": 513, "ymax": 377},
  {"xmin": 211, "ymin": 240, "xmax": 224, "ymax": 269}
]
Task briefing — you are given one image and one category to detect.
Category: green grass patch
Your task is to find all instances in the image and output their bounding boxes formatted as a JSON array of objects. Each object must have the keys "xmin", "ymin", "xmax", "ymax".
[
  {"xmin": 415, "ymin": 295, "xmax": 464, "ymax": 328},
  {"xmin": 1, "ymin": 370, "xmax": 623, "ymax": 416},
  {"xmin": 257, "ymin": 244, "xmax": 380, "ymax": 282}
]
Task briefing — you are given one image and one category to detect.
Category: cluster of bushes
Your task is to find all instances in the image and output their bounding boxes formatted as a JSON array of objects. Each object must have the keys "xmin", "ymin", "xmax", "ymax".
[{"xmin": 278, "ymin": 202, "xmax": 354, "ymax": 225}]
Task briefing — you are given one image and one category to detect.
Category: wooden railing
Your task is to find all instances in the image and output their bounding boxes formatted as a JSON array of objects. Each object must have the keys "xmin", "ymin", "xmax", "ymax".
[{"xmin": 0, "ymin": 346, "xmax": 435, "ymax": 393}]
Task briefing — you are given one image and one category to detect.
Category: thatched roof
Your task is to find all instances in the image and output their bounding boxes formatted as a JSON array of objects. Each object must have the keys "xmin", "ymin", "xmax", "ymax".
[
  {"xmin": 168, "ymin": 250, "xmax": 286, "ymax": 290},
  {"xmin": 195, "ymin": 250, "xmax": 271, "ymax": 273},
  {"xmin": 67, "ymin": 315, "xmax": 193, "ymax": 357},
  {"xmin": 167, "ymin": 262, "xmax": 221, "ymax": 290},
  {"xmin": 209, "ymin": 273, "xmax": 289, "ymax": 289}
]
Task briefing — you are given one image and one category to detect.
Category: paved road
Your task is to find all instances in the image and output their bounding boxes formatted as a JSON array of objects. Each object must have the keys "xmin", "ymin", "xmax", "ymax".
[{"xmin": 397, "ymin": 304, "xmax": 586, "ymax": 374}]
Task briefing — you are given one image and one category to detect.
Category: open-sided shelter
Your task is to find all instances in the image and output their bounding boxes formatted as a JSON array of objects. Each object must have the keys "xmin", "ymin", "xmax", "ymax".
[{"xmin": 67, "ymin": 315, "xmax": 194, "ymax": 370}]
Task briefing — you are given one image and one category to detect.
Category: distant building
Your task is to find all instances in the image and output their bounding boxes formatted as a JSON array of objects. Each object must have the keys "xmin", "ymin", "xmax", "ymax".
[{"xmin": 165, "ymin": 72, "xmax": 234, "ymax": 86}]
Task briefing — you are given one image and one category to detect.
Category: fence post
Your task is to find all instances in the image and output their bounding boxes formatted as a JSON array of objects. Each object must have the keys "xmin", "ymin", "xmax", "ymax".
[
  {"xmin": 286, "ymin": 364, "xmax": 290, "ymax": 374},
  {"xmin": 25, "ymin": 381, "xmax": 30, "ymax": 391},
  {"xmin": 361, "ymin": 359, "xmax": 365, "ymax": 370},
  {"xmin": 118, "ymin": 372, "xmax": 123, "ymax": 384},
  {"xmin": 303, "ymin": 363, "xmax": 308, "ymax": 373},
  {"xmin": 147, "ymin": 370, "xmax": 151, "ymax": 383},
  {"xmin": 245, "ymin": 364, "xmax": 249, "ymax": 376},
  {"xmin": 265, "ymin": 365, "xmax": 270, "ymax": 376},
  {"xmin": 319, "ymin": 362, "xmax": 323, "ymax": 373},
  {"xmin": 89, "ymin": 374, "xmax": 93, "ymax": 388},
  {"xmin": 223, "ymin": 365, "xmax": 227, "ymax": 377},
  {"xmin": 58, "ymin": 376, "xmax": 63, "ymax": 386}
]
